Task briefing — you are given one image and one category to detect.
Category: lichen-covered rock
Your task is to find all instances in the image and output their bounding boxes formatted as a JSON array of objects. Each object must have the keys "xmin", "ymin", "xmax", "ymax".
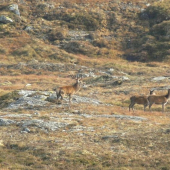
[
  {"xmin": 8, "ymin": 90, "xmax": 49, "ymax": 109},
  {"xmin": 45, "ymin": 94, "xmax": 58, "ymax": 103},
  {"xmin": 0, "ymin": 119, "xmax": 16, "ymax": 126},
  {"xmin": 24, "ymin": 26, "xmax": 34, "ymax": 32},
  {"xmin": 152, "ymin": 76, "xmax": 169, "ymax": 81},
  {"xmin": 0, "ymin": 15, "xmax": 13, "ymax": 23},
  {"xmin": 8, "ymin": 4, "xmax": 20, "ymax": 16},
  {"xmin": 20, "ymin": 119, "xmax": 68, "ymax": 131}
]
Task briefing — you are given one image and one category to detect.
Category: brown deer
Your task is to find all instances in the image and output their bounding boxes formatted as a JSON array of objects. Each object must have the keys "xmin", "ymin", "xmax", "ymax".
[
  {"xmin": 129, "ymin": 90, "xmax": 155, "ymax": 112},
  {"xmin": 56, "ymin": 75, "xmax": 83, "ymax": 106},
  {"xmin": 148, "ymin": 89, "xmax": 170, "ymax": 112}
]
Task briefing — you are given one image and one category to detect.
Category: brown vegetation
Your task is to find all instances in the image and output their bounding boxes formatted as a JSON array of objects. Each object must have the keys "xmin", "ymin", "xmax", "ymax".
[{"xmin": 0, "ymin": 0, "xmax": 170, "ymax": 169}]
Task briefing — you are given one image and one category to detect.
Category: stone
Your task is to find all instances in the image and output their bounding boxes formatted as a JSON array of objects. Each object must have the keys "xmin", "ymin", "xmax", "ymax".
[
  {"xmin": 0, "ymin": 119, "xmax": 16, "ymax": 126},
  {"xmin": 8, "ymin": 4, "xmax": 20, "ymax": 16},
  {"xmin": 24, "ymin": 26, "xmax": 34, "ymax": 32},
  {"xmin": 21, "ymin": 127, "xmax": 31, "ymax": 133},
  {"xmin": 152, "ymin": 76, "xmax": 168, "ymax": 81},
  {"xmin": 0, "ymin": 15, "xmax": 13, "ymax": 24}
]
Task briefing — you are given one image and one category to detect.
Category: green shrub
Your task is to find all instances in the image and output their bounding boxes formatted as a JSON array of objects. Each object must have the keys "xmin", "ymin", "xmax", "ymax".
[
  {"xmin": 44, "ymin": 11, "xmax": 101, "ymax": 31},
  {"xmin": 139, "ymin": 3, "xmax": 170, "ymax": 26},
  {"xmin": 63, "ymin": 12, "xmax": 100, "ymax": 30},
  {"xmin": 12, "ymin": 45, "xmax": 40, "ymax": 59},
  {"xmin": 92, "ymin": 38, "xmax": 109, "ymax": 48},
  {"xmin": 150, "ymin": 21, "xmax": 170, "ymax": 36},
  {"xmin": 141, "ymin": 41, "xmax": 170, "ymax": 61},
  {"xmin": 62, "ymin": 41, "xmax": 98, "ymax": 56},
  {"xmin": 0, "ymin": 91, "xmax": 21, "ymax": 108},
  {"xmin": 48, "ymin": 28, "xmax": 68, "ymax": 41}
]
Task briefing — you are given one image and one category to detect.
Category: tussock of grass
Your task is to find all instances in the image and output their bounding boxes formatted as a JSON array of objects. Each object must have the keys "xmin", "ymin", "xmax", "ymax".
[{"xmin": 0, "ymin": 90, "xmax": 20, "ymax": 108}]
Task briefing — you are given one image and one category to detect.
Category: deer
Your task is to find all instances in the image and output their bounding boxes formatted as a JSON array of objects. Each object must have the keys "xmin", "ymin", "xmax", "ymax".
[
  {"xmin": 56, "ymin": 75, "xmax": 83, "ymax": 107},
  {"xmin": 129, "ymin": 90, "xmax": 155, "ymax": 112},
  {"xmin": 148, "ymin": 89, "xmax": 170, "ymax": 112}
]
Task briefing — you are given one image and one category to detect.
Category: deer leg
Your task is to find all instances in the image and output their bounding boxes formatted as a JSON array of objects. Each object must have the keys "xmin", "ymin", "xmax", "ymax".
[
  {"xmin": 56, "ymin": 92, "xmax": 60, "ymax": 100},
  {"xmin": 129, "ymin": 102, "xmax": 134, "ymax": 112},
  {"xmin": 131, "ymin": 103, "xmax": 135, "ymax": 112},
  {"xmin": 129, "ymin": 103, "xmax": 132, "ymax": 111},
  {"xmin": 149, "ymin": 103, "xmax": 153, "ymax": 112},
  {"xmin": 162, "ymin": 103, "xmax": 165, "ymax": 113},
  {"xmin": 144, "ymin": 103, "xmax": 148, "ymax": 111},
  {"xmin": 60, "ymin": 94, "xmax": 64, "ymax": 103},
  {"xmin": 69, "ymin": 95, "xmax": 72, "ymax": 105},
  {"xmin": 56, "ymin": 92, "xmax": 62, "ymax": 104},
  {"xmin": 57, "ymin": 93, "xmax": 64, "ymax": 104},
  {"xmin": 57, "ymin": 90, "xmax": 64, "ymax": 100},
  {"xmin": 144, "ymin": 105, "xmax": 147, "ymax": 111},
  {"xmin": 68, "ymin": 95, "xmax": 72, "ymax": 109}
]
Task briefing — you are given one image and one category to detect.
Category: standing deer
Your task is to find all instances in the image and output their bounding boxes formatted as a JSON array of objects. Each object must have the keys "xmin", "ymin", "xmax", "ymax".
[
  {"xmin": 56, "ymin": 75, "xmax": 83, "ymax": 107},
  {"xmin": 148, "ymin": 89, "xmax": 170, "ymax": 112},
  {"xmin": 129, "ymin": 90, "xmax": 155, "ymax": 112}
]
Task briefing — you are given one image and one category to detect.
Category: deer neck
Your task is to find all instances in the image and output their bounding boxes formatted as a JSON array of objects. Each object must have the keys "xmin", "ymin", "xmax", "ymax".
[
  {"xmin": 165, "ymin": 90, "xmax": 170, "ymax": 99},
  {"xmin": 73, "ymin": 82, "xmax": 81, "ymax": 91}
]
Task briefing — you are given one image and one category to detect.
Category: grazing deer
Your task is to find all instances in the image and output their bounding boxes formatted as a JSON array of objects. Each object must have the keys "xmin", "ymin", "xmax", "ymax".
[
  {"xmin": 56, "ymin": 75, "xmax": 83, "ymax": 107},
  {"xmin": 148, "ymin": 89, "xmax": 170, "ymax": 112},
  {"xmin": 129, "ymin": 90, "xmax": 155, "ymax": 112}
]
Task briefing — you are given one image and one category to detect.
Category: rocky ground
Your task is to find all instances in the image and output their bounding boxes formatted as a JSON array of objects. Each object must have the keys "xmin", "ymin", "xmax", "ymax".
[
  {"xmin": 0, "ymin": 61, "xmax": 170, "ymax": 169},
  {"xmin": 0, "ymin": 0, "xmax": 170, "ymax": 169},
  {"xmin": 0, "ymin": 89, "xmax": 146, "ymax": 132}
]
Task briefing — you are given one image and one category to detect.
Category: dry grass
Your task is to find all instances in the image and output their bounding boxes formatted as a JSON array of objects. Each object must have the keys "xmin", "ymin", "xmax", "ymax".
[
  {"xmin": 0, "ymin": 0, "xmax": 170, "ymax": 169},
  {"xmin": 0, "ymin": 60, "xmax": 170, "ymax": 169},
  {"xmin": 0, "ymin": 106, "xmax": 170, "ymax": 169}
]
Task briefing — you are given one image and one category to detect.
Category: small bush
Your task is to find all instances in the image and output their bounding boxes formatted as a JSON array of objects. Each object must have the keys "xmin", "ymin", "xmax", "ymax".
[
  {"xmin": 62, "ymin": 41, "xmax": 98, "ymax": 57},
  {"xmin": 139, "ymin": 3, "xmax": 170, "ymax": 26},
  {"xmin": 12, "ymin": 44, "xmax": 40, "ymax": 60},
  {"xmin": 48, "ymin": 28, "xmax": 68, "ymax": 41},
  {"xmin": 74, "ymin": 13, "xmax": 100, "ymax": 30},
  {"xmin": 150, "ymin": 20, "xmax": 170, "ymax": 36},
  {"xmin": 0, "ymin": 90, "xmax": 21, "ymax": 108},
  {"xmin": 92, "ymin": 38, "xmax": 109, "ymax": 48},
  {"xmin": 44, "ymin": 11, "xmax": 101, "ymax": 31},
  {"xmin": 88, "ymin": 32, "xmax": 101, "ymax": 40}
]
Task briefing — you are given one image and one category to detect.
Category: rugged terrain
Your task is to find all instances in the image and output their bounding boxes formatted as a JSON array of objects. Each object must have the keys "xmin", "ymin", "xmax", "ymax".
[{"xmin": 0, "ymin": 0, "xmax": 170, "ymax": 170}]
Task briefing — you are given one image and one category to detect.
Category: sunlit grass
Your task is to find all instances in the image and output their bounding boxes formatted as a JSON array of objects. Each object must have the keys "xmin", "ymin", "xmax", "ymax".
[{"xmin": 0, "ymin": 0, "xmax": 170, "ymax": 169}]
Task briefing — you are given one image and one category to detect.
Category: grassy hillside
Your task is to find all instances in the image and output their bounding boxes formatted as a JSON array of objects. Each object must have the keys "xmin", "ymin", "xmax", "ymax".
[
  {"xmin": 0, "ymin": 0, "xmax": 170, "ymax": 170},
  {"xmin": 0, "ymin": 0, "xmax": 170, "ymax": 64}
]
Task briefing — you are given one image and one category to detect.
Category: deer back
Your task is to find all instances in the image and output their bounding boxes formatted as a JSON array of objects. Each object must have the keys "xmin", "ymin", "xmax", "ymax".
[
  {"xmin": 59, "ymin": 78, "xmax": 82, "ymax": 95},
  {"xmin": 131, "ymin": 96, "xmax": 148, "ymax": 104},
  {"xmin": 148, "ymin": 89, "xmax": 170, "ymax": 104}
]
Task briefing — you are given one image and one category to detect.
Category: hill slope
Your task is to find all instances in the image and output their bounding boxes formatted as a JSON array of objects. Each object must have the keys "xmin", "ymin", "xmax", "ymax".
[
  {"xmin": 1, "ymin": 0, "xmax": 170, "ymax": 63},
  {"xmin": 0, "ymin": 0, "xmax": 170, "ymax": 170}
]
